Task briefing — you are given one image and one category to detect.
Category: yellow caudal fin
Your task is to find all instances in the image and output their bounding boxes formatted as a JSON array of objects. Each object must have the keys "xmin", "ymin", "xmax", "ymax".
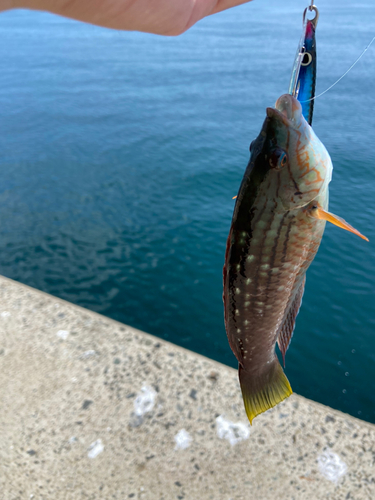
[
  {"xmin": 311, "ymin": 206, "xmax": 369, "ymax": 242},
  {"xmin": 239, "ymin": 359, "xmax": 292, "ymax": 425}
]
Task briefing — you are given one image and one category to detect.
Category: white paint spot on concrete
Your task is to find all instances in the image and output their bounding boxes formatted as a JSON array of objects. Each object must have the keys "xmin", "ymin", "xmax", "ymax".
[
  {"xmin": 80, "ymin": 350, "xmax": 97, "ymax": 359},
  {"xmin": 134, "ymin": 386, "xmax": 157, "ymax": 416},
  {"xmin": 216, "ymin": 415, "xmax": 250, "ymax": 446},
  {"xmin": 174, "ymin": 429, "xmax": 192, "ymax": 450},
  {"xmin": 56, "ymin": 330, "xmax": 69, "ymax": 340},
  {"xmin": 1, "ymin": 311, "xmax": 10, "ymax": 318},
  {"xmin": 69, "ymin": 436, "xmax": 77, "ymax": 444},
  {"xmin": 318, "ymin": 451, "xmax": 347, "ymax": 482},
  {"xmin": 87, "ymin": 439, "xmax": 104, "ymax": 459}
]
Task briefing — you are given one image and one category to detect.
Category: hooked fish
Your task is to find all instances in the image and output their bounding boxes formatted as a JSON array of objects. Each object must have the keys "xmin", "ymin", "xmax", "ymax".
[{"xmin": 223, "ymin": 94, "xmax": 367, "ymax": 424}]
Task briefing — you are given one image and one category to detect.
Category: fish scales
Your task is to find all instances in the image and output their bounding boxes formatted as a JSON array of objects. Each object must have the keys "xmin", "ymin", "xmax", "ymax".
[
  {"xmin": 223, "ymin": 94, "xmax": 330, "ymax": 424},
  {"xmin": 225, "ymin": 204, "xmax": 324, "ymax": 367},
  {"xmin": 224, "ymin": 94, "xmax": 367, "ymax": 424}
]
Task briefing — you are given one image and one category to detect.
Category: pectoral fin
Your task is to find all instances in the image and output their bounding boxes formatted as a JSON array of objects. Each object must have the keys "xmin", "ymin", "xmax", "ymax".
[{"xmin": 310, "ymin": 206, "xmax": 369, "ymax": 242}]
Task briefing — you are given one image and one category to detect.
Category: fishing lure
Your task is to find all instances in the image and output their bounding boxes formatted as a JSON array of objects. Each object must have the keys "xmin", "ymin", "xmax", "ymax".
[{"xmin": 289, "ymin": 5, "xmax": 319, "ymax": 124}]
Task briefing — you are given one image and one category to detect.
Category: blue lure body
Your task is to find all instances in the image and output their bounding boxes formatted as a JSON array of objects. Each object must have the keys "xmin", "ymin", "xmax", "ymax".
[
  {"xmin": 297, "ymin": 20, "xmax": 317, "ymax": 125},
  {"xmin": 288, "ymin": 10, "xmax": 318, "ymax": 126}
]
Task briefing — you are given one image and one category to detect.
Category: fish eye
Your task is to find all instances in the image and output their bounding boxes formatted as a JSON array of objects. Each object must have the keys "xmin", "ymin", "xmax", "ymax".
[
  {"xmin": 249, "ymin": 140, "xmax": 255, "ymax": 152},
  {"xmin": 279, "ymin": 152, "xmax": 288, "ymax": 168},
  {"xmin": 301, "ymin": 52, "xmax": 312, "ymax": 66},
  {"xmin": 269, "ymin": 149, "xmax": 288, "ymax": 170}
]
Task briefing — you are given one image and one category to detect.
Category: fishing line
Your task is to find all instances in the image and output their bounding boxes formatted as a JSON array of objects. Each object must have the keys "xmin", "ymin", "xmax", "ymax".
[{"xmin": 301, "ymin": 35, "xmax": 375, "ymax": 103}]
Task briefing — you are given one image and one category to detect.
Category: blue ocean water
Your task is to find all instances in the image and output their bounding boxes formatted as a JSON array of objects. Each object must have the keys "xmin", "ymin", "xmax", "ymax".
[{"xmin": 0, "ymin": 0, "xmax": 374, "ymax": 422}]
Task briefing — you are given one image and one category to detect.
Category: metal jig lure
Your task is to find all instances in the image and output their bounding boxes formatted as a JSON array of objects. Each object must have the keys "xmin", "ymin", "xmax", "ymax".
[{"xmin": 288, "ymin": 3, "xmax": 319, "ymax": 125}]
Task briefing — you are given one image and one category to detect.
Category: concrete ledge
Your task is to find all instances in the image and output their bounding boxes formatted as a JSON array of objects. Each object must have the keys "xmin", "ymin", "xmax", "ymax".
[{"xmin": 1, "ymin": 275, "xmax": 374, "ymax": 499}]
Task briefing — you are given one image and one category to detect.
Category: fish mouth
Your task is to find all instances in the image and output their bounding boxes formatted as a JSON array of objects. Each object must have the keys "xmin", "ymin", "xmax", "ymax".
[{"xmin": 266, "ymin": 94, "xmax": 302, "ymax": 129}]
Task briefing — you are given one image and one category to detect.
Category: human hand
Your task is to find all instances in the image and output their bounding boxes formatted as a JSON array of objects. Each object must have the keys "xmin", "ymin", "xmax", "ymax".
[{"xmin": 8, "ymin": 0, "xmax": 252, "ymax": 35}]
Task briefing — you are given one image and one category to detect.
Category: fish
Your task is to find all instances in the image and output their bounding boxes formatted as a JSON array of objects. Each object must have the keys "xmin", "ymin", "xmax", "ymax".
[
  {"xmin": 223, "ymin": 94, "xmax": 368, "ymax": 425},
  {"xmin": 289, "ymin": 8, "xmax": 319, "ymax": 125}
]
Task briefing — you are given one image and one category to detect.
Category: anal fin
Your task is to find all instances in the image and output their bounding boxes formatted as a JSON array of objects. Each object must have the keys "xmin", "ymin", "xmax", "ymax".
[{"xmin": 277, "ymin": 274, "xmax": 306, "ymax": 367}]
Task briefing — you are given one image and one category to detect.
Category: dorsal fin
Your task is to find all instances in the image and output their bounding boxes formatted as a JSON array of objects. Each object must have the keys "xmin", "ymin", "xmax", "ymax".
[{"xmin": 277, "ymin": 275, "xmax": 306, "ymax": 367}]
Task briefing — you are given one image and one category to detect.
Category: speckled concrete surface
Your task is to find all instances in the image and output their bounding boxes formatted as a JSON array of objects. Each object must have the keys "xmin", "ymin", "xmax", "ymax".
[{"xmin": 1, "ymin": 275, "xmax": 374, "ymax": 500}]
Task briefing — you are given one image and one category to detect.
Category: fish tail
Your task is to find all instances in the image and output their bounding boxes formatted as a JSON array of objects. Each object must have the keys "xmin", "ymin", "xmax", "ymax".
[{"xmin": 239, "ymin": 359, "xmax": 292, "ymax": 425}]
